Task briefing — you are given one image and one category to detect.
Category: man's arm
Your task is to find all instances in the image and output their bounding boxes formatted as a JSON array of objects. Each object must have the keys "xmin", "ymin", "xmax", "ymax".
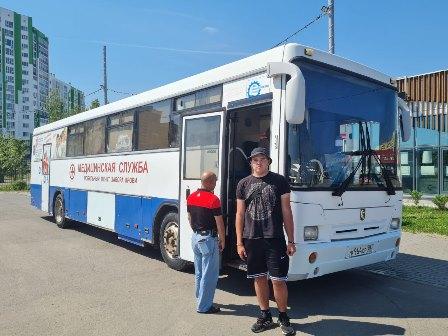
[
  {"xmin": 214, "ymin": 215, "xmax": 225, "ymax": 252},
  {"xmin": 281, "ymin": 193, "xmax": 296, "ymax": 256},
  {"xmin": 235, "ymin": 199, "xmax": 247, "ymax": 260}
]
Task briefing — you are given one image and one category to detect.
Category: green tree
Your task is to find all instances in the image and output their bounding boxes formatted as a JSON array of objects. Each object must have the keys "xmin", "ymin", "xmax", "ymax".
[
  {"xmin": 90, "ymin": 99, "xmax": 100, "ymax": 109},
  {"xmin": 45, "ymin": 89, "xmax": 65, "ymax": 122},
  {"xmin": 0, "ymin": 136, "xmax": 28, "ymax": 180},
  {"xmin": 68, "ymin": 104, "xmax": 84, "ymax": 116}
]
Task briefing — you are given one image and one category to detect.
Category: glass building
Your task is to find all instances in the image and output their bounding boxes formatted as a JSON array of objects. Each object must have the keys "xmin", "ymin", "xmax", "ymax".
[
  {"xmin": 400, "ymin": 102, "xmax": 448, "ymax": 195},
  {"xmin": 397, "ymin": 71, "xmax": 448, "ymax": 195}
]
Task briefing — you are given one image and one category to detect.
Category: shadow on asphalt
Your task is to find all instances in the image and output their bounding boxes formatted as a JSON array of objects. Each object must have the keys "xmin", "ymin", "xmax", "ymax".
[
  {"xmin": 41, "ymin": 215, "xmax": 447, "ymax": 336},
  {"xmin": 40, "ymin": 216, "xmax": 167, "ymax": 263}
]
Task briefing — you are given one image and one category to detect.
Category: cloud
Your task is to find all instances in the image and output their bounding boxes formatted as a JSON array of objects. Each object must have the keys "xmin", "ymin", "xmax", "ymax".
[{"xmin": 203, "ymin": 26, "xmax": 219, "ymax": 35}]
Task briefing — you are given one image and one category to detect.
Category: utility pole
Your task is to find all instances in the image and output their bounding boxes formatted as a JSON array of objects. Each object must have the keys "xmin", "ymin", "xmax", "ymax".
[
  {"xmin": 328, "ymin": 0, "xmax": 335, "ymax": 54},
  {"xmin": 103, "ymin": 45, "xmax": 108, "ymax": 105}
]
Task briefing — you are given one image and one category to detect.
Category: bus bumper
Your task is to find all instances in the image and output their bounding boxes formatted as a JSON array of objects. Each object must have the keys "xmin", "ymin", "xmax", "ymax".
[{"xmin": 288, "ymin": 230, "xmax": 401, "ymax": 281}]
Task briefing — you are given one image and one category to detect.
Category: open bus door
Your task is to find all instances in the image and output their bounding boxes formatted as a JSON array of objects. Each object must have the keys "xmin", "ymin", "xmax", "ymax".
[
  {"xmin": 178, "ymin": 111, "xmax": 225, "ymax": 263},
  {"xmin": 41, "ymin": 144, "xmax": 51, "ymax": 212}
]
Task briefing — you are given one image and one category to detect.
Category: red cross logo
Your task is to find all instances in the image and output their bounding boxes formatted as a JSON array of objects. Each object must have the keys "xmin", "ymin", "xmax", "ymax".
[{"xmin": 69, "ymin": 164, "xmax": 76, "ymax": 180}]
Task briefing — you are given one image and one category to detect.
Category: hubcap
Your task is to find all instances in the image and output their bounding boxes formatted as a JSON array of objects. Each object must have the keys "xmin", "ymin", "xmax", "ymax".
[
  {"xmin": 55, "ymin": 198, "xmax": 63, "ymax": 223},
  {"xmin": 163, "ymin": 221, "xmax": 179, "ymax": 259}
]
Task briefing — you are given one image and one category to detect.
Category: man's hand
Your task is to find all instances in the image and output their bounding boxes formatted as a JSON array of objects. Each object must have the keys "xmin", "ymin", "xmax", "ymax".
[
  {"xmin": 287, "ymin": 242, "xmax": 296, "ymax": 256},
  {"xmin": 218, "ymin": 238, "xmax": 225, "ymax": 252},
  {"xmin": 237, "ymin": 244, "xmax": 247, "ymax": 260}
]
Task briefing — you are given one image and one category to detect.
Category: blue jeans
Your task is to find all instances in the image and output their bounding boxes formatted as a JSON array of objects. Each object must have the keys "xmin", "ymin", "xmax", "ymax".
[{"xmin": 191, "ymin": 232, "xmax": 220, "ymax": 312}]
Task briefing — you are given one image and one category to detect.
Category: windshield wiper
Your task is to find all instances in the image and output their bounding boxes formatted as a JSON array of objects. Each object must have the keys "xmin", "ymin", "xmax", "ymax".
[
  {"xmin": 332, "ymin": 149, "xmax": 370, "ymax": 197},
  {"xmin": 332, "ymin": 122, "xmax": 396, "ymax": 197}
]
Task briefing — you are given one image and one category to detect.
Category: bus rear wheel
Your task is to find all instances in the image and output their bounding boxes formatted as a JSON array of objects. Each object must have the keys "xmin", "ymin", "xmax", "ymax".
[
  {"xmin": 54, "ymin": 194, "xmax": 69, "ymax": 229},
  {"xmin": 159, "ymin": 212, "xmax": 189, "ymax": 271}
]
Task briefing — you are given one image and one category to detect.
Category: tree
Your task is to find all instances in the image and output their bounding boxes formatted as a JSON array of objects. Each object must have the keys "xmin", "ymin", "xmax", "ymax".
[
  {"xmin": 0, "ymin": 135, "xmax": 28, "ymax": 180},
  {"xmin": 90, "ymin": 99, "xmax": 100, "ymax": 109},
  {"xmin": 45, "ymin": 89, "xmax": 65, "ymax": 122},
  {"xmin": 68, "ymin": 104, "xmax": 84, "ymax": 116}
]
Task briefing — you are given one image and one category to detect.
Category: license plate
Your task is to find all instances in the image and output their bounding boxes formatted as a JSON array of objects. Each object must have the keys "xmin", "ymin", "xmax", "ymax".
[{"xmin": 345, "ymin": 244, "xmax": 373, "ymax": 259}]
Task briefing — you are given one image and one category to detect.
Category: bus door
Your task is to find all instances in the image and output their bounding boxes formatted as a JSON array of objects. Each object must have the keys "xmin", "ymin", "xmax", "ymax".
[
  {"xmin": 178, "ymin": 111, "xmax": 225, "ymax": 262},
  {"xmin": 224, "ymin": 101, "xmax": 272, "ymax": 261},
  {"xmin": 41, "ymin": 143, "xmax": 51, "ymax": 212}
]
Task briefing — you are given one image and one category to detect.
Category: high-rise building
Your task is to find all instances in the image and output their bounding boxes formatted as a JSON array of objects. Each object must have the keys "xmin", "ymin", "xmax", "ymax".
[
  {"xmin": 0, "ymin": 7, "xmax": 49, "ymax": 141},
  {"xmin": 49, "ymin": 73, "xmax": 85, "ymax": 114}
]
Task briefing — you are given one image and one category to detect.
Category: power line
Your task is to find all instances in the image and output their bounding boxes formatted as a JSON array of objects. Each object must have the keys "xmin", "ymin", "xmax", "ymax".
[
  {"xmin": 85, "ymin": 87, "xmax": 102, "ymax": 97},
  {"xmin": 107, "ymin": 88, "xmax": 136, "ymax": 96},
  {"xmin": 272, "ymin": 5, "xmax": 331, "ymax": 48}
]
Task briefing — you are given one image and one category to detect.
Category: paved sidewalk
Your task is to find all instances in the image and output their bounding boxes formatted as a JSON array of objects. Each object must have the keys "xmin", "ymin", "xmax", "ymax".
[{"xmin": 363, "ymin": 232, "xmax": 448, "ymax": 288}]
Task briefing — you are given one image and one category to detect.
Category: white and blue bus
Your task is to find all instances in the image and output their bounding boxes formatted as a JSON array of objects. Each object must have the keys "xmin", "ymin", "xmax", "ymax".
[{"xmin": 30, "ymin": 43, "xmax": 411, "ymax": 280}]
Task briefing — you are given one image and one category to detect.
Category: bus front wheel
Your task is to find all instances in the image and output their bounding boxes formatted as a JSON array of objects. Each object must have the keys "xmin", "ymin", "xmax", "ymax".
[
  {"xmin": 54, "ymin": 194, "xmax": 69, "ymax": 229},
  {"xmin": 159, "ymin": 212, "xmax": 189, "ymax": 271}
]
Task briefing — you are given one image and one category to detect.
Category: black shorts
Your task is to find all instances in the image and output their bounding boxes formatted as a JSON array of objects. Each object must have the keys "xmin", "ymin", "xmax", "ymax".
[{"xmin": 244, "ymin": 238, "xmax": 289, "ymax": 281}]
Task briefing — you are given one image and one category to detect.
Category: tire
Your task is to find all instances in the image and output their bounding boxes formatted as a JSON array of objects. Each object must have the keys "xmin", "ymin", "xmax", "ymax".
[
  {"xmin": 159, "ymin": 212, "xmax": 189, "ymax": 271},
  {"xmin": 53, "ymin": 193, "xmax": 69, "ymax": 229}
]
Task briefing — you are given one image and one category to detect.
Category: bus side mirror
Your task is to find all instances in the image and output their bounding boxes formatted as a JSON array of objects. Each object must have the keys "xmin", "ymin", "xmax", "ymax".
[
  {"xmin": 267, "ymin": 62, "xmax": 306, "ymax": 124},
  {"xmin": 397, "ymin": 97, "xmax": 411, "ymax": 142}
]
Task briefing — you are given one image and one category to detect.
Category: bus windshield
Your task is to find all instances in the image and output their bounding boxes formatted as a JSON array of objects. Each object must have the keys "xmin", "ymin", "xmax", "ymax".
[{"xmin": 287, "ymin": 60, "xmax": 401, "ymax": 191}]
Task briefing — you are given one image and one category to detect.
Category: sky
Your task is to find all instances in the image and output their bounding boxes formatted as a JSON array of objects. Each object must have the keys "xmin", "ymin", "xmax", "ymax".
[{"xmin": 4, "ymin": 0, "xmax": 448, "ymax": 106}]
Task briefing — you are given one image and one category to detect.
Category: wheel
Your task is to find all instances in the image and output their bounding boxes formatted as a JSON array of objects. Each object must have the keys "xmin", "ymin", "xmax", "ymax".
[
  {"xmin": 53, "ymin": 193, "xmax": 69, "ymax": 228},
  {"xmin": 159, "ymin": 212, "xmax": 189, "ymax": 271}
]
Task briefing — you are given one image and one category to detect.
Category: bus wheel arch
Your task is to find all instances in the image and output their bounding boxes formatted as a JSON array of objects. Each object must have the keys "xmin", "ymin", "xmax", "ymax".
[
  {"xmin": 53, "ymin": 191, "xmax": 69, "ymax": 228},
  {"xmin": 155, "ymin": 206, "xmax": 189, "ymax": 271}
]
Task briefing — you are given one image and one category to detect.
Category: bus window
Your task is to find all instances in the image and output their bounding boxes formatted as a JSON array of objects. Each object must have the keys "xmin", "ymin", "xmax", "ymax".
[
  {"xmin": 67, "ymin": 123, "xmax": 85, "ymax": 157},
  {"xmin": 84, "ymin": 117, "xmax": 106, "ymax": 155},
  {"xmin": 107, "ymin": 111, "xmax": 134, "ymax": 153},
  {"xmin": 138, "ymin": 100, "xmax": 173, "ymax": 150},
  {"xmin": 175, "ymin": 86, "xmax": 222, "ymax": 112}
]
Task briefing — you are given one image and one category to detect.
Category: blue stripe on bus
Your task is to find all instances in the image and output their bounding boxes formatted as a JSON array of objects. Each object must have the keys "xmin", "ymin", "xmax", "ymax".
[
  {"xmin": 47, "ymin": 186, "xmax": 87, "ymax": 222},
  {"xmin": 39, "ymin": 186, "xmax": 176, "ymax": 247},
  {"xmin": 115, "ymin": 195, "xmax": 143, "ymax": 241},
  {"xmin": 115, "ymin": 194, "xmax": 176, "ymax": 244},
  {"xmin": 68, "ymin": 189, "xmax": 87, "ymax": 223},
  {"xmin": 30, "ymin": 184, "xmax": 42, "ymax": 209}
]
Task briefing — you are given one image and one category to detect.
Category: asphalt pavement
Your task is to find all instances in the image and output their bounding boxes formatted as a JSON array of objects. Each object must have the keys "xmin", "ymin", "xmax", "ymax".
[{"xmin": 0, "ymin": 192, "xmax": 447, "ymax": 336}]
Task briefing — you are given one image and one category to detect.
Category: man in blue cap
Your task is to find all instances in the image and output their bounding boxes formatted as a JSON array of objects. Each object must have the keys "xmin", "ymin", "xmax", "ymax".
[{"xmin": 235, "ymin": 147, "xmax": 296, "ymax": 335}]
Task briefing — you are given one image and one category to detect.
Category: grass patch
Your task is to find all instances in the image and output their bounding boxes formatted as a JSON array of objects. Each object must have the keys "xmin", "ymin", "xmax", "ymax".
[
  {"xmin": 0, "ymin": 181, "xmax": 29, "ymax": 191},
  {"xmin": 402, "ymin": 206, "xmax": 448, "ymax": 236}
]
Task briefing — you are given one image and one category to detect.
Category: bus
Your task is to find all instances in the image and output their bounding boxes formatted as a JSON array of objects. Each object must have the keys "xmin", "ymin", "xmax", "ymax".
[{"xmin": 30, "ymin": 43, "xmax": 411, "ymax": 281}]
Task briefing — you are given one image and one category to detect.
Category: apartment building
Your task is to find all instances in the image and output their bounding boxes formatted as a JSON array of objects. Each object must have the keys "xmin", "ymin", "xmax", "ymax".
[
  {"xmin": 0, "ymin": 7, "xmax": 49, "ymax": 141},
  {"xmin": 49, "ymin": 73, "xmax": 85, "ymax": 114}
]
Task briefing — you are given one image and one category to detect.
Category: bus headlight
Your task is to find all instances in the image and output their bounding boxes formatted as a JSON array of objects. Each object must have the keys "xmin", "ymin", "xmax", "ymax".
[
  {"xmin": 304, "ymin": 226, "xmax": 319, "ymax": 240},
  {"xmin": 390, "ymin": 218, "xmax": 401, "ymax": 230}
]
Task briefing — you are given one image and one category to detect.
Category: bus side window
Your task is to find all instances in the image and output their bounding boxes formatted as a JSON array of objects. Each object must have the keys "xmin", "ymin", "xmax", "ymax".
[
  {"xmin": 138, "ymin": 100, "xmax": 171, "ymax": 151},
  {"xmin": 67, "ymin": 123, "xmax": 85, "ymax": 157},
  {"xmin": 107, "ymin": 110, "xmax": 135, "ymax": 153},
  {"xmin": 84, "ymin": 117, "xmax": 106, "ymax": 155}
]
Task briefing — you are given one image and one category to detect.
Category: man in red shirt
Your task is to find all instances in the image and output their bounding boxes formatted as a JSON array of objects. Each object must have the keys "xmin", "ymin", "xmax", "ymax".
[{"xmin": 187, "ymin": 171, "xmax": 225, "ymax": 314}]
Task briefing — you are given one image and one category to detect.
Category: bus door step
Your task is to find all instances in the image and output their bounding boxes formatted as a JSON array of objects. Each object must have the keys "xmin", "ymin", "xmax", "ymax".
[{"xmin": 118, "ymin": 234, "xmax": 144, "ymax": 247}]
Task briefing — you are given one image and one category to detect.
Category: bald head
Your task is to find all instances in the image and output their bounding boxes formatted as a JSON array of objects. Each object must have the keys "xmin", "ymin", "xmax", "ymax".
[{"xmin": 201, "ymin": 171, "xmax": 217, "ymax": 192}]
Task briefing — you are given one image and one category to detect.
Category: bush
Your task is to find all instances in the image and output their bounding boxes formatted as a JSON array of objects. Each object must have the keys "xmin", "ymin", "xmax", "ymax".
[
  {"xmin": 410, "ymin": 190, "xmax": 423, "ymax": 205},
  {"xmin": 432, "ymin": 195, "xmax": 448, "ymax": 210},
  {"xmin": 0, "ymin": 180, "xmax": 28, "ymax": 191}
]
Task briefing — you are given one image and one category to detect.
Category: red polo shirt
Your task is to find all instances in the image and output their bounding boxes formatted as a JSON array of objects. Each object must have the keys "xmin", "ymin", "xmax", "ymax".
[{"xmin": 187, "ymin": 189, "xmax": 222, "ymax": 231}]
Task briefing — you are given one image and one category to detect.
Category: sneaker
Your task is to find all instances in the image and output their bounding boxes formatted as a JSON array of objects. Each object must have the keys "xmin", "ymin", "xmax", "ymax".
[
  {"xmin": 278, "ymin": 315, "xmax": 295, "ymax": 336},
  {"xmin": 251, "ymin": 315, "xmax": 275, "ymax": 333},
  {"xmin": 198, "ymin": 305, "xmax": 221, "ymax": 314}
]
